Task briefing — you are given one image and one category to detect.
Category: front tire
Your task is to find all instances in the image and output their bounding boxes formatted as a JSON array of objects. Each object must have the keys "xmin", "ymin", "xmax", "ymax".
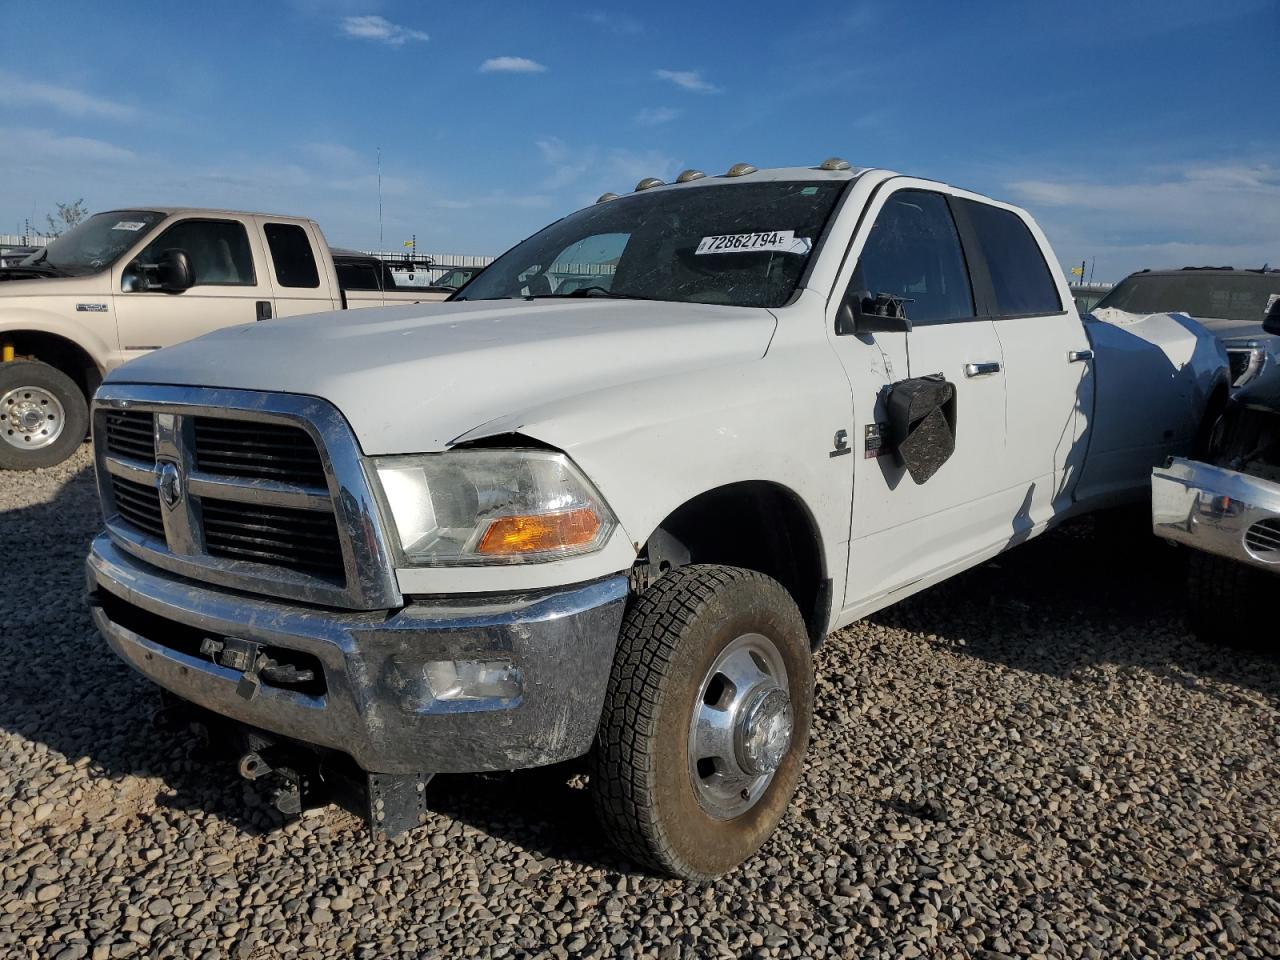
[
  {"xmin": 591, "ymin": 565, "xmax": 814, "ymax": 879},
  {"xmin": 0, "ymin": 360, "xmax": 88, "ymax": 470}
]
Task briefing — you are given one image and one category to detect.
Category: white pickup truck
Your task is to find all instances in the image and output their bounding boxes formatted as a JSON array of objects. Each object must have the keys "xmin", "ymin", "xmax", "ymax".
[
  {"xmin": 86, "ymin": 160, "xmax": 1227, "ymax": 879},
  {"xmin": 0, "ymin": 208, "xmax": 445, "ymax": 469}
]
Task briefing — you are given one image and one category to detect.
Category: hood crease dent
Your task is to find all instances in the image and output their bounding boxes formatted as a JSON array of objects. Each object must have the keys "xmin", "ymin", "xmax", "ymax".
[{"xmin": 107, "ymin": 299, "xmax": 778, "ymax": 455}]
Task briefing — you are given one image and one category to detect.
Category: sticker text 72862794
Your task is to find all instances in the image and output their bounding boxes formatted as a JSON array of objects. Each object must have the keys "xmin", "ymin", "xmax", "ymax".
[{"xmin": 695, "ymin": 231, "xmax": 812, "ymax": 256}]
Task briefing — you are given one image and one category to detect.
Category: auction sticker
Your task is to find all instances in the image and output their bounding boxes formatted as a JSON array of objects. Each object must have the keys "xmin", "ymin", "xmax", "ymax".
[
  {"xmin": 112, "ymin": 221, "xmax": 146, "ymax": 231},
  {"xmin": 695, "ymin": 230, "xmax": 812, "ymax": 255}
]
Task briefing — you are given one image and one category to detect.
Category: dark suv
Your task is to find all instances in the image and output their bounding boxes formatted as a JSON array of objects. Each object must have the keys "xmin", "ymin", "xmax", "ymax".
[
  {"xmin": 1153, "ymin": 299, "xmax": 1280, "ymax": 645},
  {"xmin": 1094, "ymin": 267, "xmax": 1280, "ymax": 387}
]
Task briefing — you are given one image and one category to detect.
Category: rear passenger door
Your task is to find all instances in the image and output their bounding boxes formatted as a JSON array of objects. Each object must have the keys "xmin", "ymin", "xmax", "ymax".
[
  {"xmin": 953, "ymin": 198, "xmax": 1092, "ymax": 522},
  {"xmin": 256, "ymin": 219, "xmax": 340, "ymax": 318}
]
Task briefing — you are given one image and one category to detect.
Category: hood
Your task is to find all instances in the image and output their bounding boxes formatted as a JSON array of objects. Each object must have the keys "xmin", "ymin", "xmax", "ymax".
[
  {"xmin": 108, "ymin": 298, "xmax": 778, "ymax": 454},
  {"xmin": 0, "ymin": 271, "xmax": 113, "ymax": 296},
  {"xmin": 1193, "ymin": 315, "xmax": 1269, "ymax": 342}
]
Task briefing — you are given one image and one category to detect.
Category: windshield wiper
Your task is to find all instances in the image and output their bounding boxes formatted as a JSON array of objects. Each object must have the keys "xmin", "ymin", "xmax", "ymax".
[
  {"xmin": 0, "ymin": 262, "xmax": 66, "ymax": 278},
  {"xmin": 525, "ymin": 287, "xmax": 639, "ymax": 300}
]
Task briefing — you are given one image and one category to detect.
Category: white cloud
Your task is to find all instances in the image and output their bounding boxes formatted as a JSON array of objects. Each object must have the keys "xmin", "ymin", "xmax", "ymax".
[
  {"xmin": 479, "ymin": 56, "xmax": 547, "ymax": 74},
  {"xmin": 1005, "ymin": 162, "xmax": 1280, "ymax": 279},
  {"xmin": 1008, "ymin": 164, "xmax": 1280, "ymax": 244},
  {"xmin": 0, "ymin": 74, "xmax": 135, "ymax": 120},
  {"xmin": 633, "ymin": 106, "xmax": 680, "ymax": 126},
  {"xmin": 0, "ymin": 127, "xmax": 135, "ymax": 163},
  {"xmin": 425, "ymin": 192, "xmax": 552, "ymax": 211},
  {"xmin": 301, "ymin": 141, "xmax": 365, "ymax": 169},
  {"xmin": 340, "ymin": 15, "xmax": 428, "ymax": 45},
  {"xmin": 532, "ymin": 136, "xmax": 679, "ymax": 203},
  {"xmin": 584, "ymin": 11, "xmax": 643, "ymax": 35},
  {"xmin": 535, "ymin": 137, "xmax": 570, "ymax": 165},
  {"xmin": 655, "ymin": 69, "xmax": 720, "ymax": 93}
]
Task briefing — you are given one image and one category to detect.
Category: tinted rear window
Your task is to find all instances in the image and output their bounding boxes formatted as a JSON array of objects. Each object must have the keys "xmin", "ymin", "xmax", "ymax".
[
  {"xmin": 335, "ymin": 261, "xmax": 381, "ymax": 291},
  {"xmin": 264, "ymin": 223, "xmax": 320, "ymax": 289},
  {"xmin": 961, "ymin": 200, "xmax": 1062, "ymax": 316},
  {"xmin": 1095, "ymin": 273, "xmax": 1280, "ymax": 323}
]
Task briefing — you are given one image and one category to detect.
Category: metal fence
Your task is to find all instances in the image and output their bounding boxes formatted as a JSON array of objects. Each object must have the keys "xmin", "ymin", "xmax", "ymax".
[
  {"xmin": 365, "ymin": 251, "xmax": 495, "ymax": 286},
  {"xmin": 0, "ymin": 234, "xmax": 51, "ymax": 250}
]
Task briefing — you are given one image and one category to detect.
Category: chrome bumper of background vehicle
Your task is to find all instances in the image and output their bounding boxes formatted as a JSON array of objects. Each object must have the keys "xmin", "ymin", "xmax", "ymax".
[
  {"xmin": 1152, "ymin": 458, "xmax": 1280, "ymax": 571},
  {"xmin": 88, "ymin": 534, "xmax": 628, "ymax": 774}
]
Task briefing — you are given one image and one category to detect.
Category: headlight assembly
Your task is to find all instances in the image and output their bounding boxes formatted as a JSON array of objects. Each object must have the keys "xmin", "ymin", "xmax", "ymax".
[{"xmin": 371, "ymin": 449, "xmax": 616, "ymax": 565}]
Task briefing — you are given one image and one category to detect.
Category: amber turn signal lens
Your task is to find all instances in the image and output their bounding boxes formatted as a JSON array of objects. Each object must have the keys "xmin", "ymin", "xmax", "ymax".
[{"xmin": 476, "ymin": 507, "xmax": 602, "ymax": 556}]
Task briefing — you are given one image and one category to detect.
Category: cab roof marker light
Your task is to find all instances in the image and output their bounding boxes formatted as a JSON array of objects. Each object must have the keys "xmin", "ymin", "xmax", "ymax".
[
  {"xmin": 818, "ymin": 157, "xmax": 851, "ymax": 171},
  {"xmin": 595, "ymin": 192, "xmax": 620, "ymax": 204},
  {"xmin": 676, "ymin": 169, "xmax": 706, "ymax": 183},
  {"xmin": 724, "ymin": 163, "xmax": 757, "ymax": 177},
  {"xmin": 634, "ymin": 178, "xmax": 665, "ymax": 191}
]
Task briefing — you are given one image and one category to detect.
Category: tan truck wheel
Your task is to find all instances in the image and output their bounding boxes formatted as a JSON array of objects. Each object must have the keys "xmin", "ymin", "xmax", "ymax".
[
  {"xmin": 592, "ymin": 564, "xmax": 813, "ymax": 879},
  {"xmin": 0, "ymin": 360, "xmax": 88, "ymax": 470}
]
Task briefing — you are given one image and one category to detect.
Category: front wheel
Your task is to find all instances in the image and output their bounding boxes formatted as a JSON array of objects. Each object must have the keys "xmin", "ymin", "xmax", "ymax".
[
  {"xmin": 591, "ymin": 565, "xmax": 814, "ymax": 879},
  {"xmin": 0, "ymin": 359, "xmax": 88, "ymax": 470}
]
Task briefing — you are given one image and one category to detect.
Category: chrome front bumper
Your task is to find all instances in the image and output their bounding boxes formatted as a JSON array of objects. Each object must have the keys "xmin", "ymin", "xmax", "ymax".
[
  {"xmin": 1152, "ymin": 458, "xmax": 1280, "ymax": 571},
  {"xmin": 88, "ymin": 533, "xmax": 628, "ymax": 774}
]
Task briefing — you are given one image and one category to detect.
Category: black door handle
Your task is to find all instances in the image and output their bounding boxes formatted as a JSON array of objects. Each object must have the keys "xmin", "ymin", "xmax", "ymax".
[{"xmin": 256, "ymin": 300, "xmax": 272, "ymax": 322}]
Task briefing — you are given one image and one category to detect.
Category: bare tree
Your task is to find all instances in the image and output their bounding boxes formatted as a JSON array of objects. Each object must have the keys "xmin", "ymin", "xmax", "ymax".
[{"xmin": 43, "ymin": 199, "xmax": 88, "ymax": 237}]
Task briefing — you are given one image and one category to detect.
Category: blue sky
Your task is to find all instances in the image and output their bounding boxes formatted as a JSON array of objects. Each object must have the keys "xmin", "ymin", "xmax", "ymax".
[{"xmin": 1, "ymin": 0, "xmax": 1276, "ymax": 280}]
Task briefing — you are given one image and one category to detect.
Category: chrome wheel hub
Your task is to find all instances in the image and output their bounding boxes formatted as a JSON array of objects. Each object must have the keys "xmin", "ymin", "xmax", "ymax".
[
  {"xmin": 688, "ymin": 632, "xmax": 793, "ymax": 820},
  {"xmin": 737, "ymin": 687, "xmax": 793, "ymax": 776},
  {"xmin": 2, "ymin": 386, "xmax": 65, "ymax": 451}
]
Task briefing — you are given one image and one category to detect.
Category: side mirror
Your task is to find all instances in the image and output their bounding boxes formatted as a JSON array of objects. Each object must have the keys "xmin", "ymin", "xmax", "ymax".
[
  {"xmin": 156, "ymin": 249, "xmax": 193, "ymax": 293},
  {"xmin": 886, "ymin": 375, "xmax": 957, "ymax": 484},
  {"xmin": 837, "ymin": 289, "xmax": 913, "ymax": 335},
  {"xmin": 1264, "ymin": 297, "xmax": 1280, "ymax": 336}
]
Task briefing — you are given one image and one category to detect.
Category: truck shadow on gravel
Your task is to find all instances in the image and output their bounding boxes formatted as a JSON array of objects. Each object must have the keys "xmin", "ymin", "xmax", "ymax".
[
  {"xmin": 4, "ymin": 462, "xmax": 1274, "ymax": 863},
  {"xmin": 0, "ymin": 460, "xmax": 640, "ymax": 865},
  {"xmin": 0, "ymin": 459, "xmax": 286, "ymax": 837},
  {"xmin": 871, "ymin": 511, "xmax": 1279, "ymax": 703}
]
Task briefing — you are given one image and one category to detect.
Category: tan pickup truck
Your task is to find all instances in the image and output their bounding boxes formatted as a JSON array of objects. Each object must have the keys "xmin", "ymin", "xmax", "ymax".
[{"xmin": 0, "ymin": 208, "xmax": 446, "ymax": 469}]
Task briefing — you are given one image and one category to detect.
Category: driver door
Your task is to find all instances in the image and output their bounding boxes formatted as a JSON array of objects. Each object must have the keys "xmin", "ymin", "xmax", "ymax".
[
  {"xmin": 111, "ymin": 217, "xmax": 274, "ymax": 362},
  {"xmin": 826, "ymin": 185, "xmax": 1014, "ymax": 613}
]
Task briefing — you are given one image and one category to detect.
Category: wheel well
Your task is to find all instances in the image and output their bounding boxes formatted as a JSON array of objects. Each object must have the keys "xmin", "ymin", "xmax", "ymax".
[
  {"xmin": 1, "ymin": 331, "xmax": 100, "ymax": 398},
  {"xmin": 637, "ymin": 482, "xmax": 830, "ymax": 646}
]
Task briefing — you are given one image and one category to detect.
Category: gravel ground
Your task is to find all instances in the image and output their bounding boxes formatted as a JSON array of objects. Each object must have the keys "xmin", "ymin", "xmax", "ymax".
[{"xmin": 2, "ymin": 445, "xmax": 1278, "ymax": 960}]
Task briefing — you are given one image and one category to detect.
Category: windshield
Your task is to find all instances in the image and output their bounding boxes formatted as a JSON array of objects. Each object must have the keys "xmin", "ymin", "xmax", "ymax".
[
  {"xmin": 1095, "ymin": 272, "xmax": 1280, "ymax": 323},
  {"xmin": 18, "ymin": 210, "xmax": 164, "ymax": 276},
  {"xmin": 456, "ymin": 180, "xmax": 847, "ymax": 308}
]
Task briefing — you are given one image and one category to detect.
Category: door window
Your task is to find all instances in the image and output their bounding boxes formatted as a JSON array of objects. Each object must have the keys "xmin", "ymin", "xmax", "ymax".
[
  {"xmin": 131, "ymin": 219, "xmax": 255, "ymax": 287},
  {"xmin": 853, "ymin": 190, "xmax": 974, "ymax": 324},
  {"xmin": 264, "ymin": 223, "xmax": 321, "ymax": 288},
  {"xmin": 959, "ymin": 200, "xmax": 1062, "ymax": 316}
]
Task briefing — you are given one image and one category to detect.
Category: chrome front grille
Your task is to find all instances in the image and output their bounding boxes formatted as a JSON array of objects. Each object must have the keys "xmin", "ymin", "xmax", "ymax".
[
  {"xmin": 92, "ymin": 385, "xmax": 401, "ymax": 610},
  {"xmin": 193, "ymin": 417, "xmax": 327, "ymax": 486},
  {"xmin": 109, "ymin": 474, "xmax": 165, "ymax": 539},
  {"xmin": 202, "ymin": 499, "xmax": 345, "ymax": 578},
  {"xmin": 103, "ymin": 410, "xmax": 156, "ymax": 463}
]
